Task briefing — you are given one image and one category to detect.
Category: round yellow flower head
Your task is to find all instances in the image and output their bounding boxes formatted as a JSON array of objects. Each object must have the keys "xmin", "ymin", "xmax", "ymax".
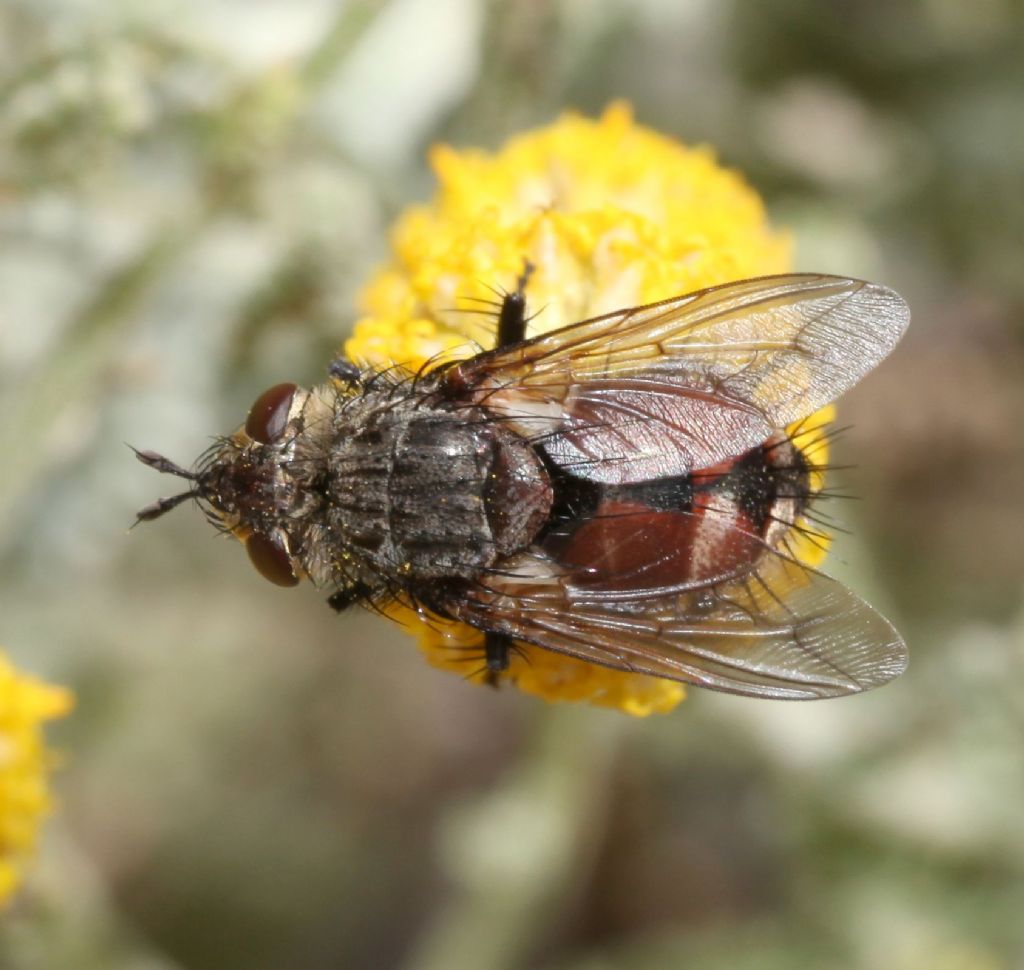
[
  {"xmin": 347, "ymin": 103, "xmax": 832, "ymax": 716},
  {"xmin": 0, "ymin": 651, "xmax": 72, "ymax": 906}
]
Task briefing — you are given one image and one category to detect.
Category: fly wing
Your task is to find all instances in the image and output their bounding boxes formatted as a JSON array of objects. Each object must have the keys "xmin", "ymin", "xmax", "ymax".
[
  {"xmin": 451, "ymin": 550, "xmax": 907, "ymax": 700},
  {"xmin": 445, "ymin": 274, "xmax": 909, "ymax": 483}
]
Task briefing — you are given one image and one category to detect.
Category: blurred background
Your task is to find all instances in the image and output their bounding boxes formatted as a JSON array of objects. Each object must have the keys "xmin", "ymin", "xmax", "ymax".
[{"xmin": 2, "ymin": 1, "xmax": 1023, "ymax": 968}]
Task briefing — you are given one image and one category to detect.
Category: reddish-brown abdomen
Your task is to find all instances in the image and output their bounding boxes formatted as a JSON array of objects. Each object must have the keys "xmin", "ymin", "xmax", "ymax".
[{"xmin": 540, "ymin": 441, "xmax": 809, "ymax": 597}]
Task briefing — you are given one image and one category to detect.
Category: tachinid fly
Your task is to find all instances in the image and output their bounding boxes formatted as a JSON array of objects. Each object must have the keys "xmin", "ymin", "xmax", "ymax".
[{"xmin": 135, "ymin": 272, "xmax": 910, "ymax": 700}]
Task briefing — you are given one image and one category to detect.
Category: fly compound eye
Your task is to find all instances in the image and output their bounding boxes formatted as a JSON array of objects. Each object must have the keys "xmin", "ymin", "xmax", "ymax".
[
  {"xmin": 245, "ymin": 532, "xmax": 300, "ymax": 587},
  {"xmin": 245, "ymin": 383, "xmax": 297, "ymax": 444}
]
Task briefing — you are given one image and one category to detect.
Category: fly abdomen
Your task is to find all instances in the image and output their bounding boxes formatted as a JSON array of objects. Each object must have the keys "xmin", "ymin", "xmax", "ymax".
[{"xmin": 539, "ymin": 434, "xmax": 812, "ymax": 596}]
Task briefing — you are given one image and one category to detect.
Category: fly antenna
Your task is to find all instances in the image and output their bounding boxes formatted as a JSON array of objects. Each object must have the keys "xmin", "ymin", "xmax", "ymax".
[
  {"xmin": 129, "ymin": 446, "xmax": 197, "ymax": 480},
  {"xmin": 130, "ymin": 445, "xmax": 201, "ymax": 526},
  {"xmin": 133, "ymin": 490, "xmax": 199, "ymax": 525}
]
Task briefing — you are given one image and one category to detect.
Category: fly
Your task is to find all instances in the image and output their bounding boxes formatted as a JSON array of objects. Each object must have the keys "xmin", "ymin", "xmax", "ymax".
[{"xmin": 135, "ymin": 271, "xmax": 910, "ymax": 700}]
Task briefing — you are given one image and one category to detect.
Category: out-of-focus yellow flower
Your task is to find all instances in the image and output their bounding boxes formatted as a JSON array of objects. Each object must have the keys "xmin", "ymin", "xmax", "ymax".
[
  {"xmin": 348, "ymin": 103, "xmax": 831, "ymax": 716},
  {"xmin": 0, "ymin": 650, "xmax": 73, "ymax": 907}
]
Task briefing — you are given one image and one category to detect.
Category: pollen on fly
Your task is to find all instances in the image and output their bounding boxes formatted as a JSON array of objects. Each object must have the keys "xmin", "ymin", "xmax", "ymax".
[{"xmin": 135, "ymin": 270, "xmax": 910, "ymax": 701}]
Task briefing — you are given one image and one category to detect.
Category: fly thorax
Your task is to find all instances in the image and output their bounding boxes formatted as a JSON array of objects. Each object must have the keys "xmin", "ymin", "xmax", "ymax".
[{"xmin": 326, "ymin": 397, "xmax": 552, "ymax": 585}]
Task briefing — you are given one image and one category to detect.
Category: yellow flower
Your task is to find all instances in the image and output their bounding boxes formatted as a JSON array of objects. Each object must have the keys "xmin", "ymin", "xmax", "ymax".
[
  {"xmin": 347, "ymin": 103, "xmax": 831, "ymax": 715},
  {"xmin": 0, "ymin": 650, "xmax": 73, "ymax": 907},
  {"xmin": 785, "ymin": 404, "xmax": 836, "ymax": 571}
]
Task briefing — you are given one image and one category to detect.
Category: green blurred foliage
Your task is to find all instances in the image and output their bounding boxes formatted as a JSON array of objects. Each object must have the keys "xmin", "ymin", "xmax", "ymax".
[{"xmin": 1, "ymin": 1, "xmax": 1023, "ymax": 969}]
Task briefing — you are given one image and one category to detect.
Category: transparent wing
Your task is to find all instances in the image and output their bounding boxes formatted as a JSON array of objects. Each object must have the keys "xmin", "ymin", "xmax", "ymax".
[
  {"xmin": 446, "ymin": 274, "xmax": 909, "ymax": 483},
  {"xmin": 451, "ymin": 549, "xmax": 907, "ymax": 700}
]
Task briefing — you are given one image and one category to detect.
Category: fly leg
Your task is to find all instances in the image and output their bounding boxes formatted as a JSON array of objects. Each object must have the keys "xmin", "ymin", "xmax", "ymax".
[
  {"xmin": 495, "ymin": 261, "xmax": 534, "ymax": 349},
  {"xmin": 328, "ymin": 357, "xmax": 362, "ymax": 388},
  {"xmin": 327, "ymin": 583, "xmax": 371, "ymax": 612},
  {"xmin": 483, "ymin": 631, "xmax": 512, "ymax": 687},
  {"xmin": 482, "ymin": 261, "xmax": 536, "ymax": 684}
]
